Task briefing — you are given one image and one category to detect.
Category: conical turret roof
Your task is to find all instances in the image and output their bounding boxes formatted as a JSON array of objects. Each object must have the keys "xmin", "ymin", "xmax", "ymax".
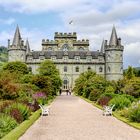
[
  {"xmin": 26, "ymin": 39, "xmax": 30, "ymax": 53},
  {"xmin": 12, "ymin": 25, "xmax": 22, "ymax": 46},
  {"xmin": 109, "ymin": 26, "xmax": 118, "ymax": 46},
  {"xmin": 100, "ymin": 39, "xmax": 105, "ymax": 53}
]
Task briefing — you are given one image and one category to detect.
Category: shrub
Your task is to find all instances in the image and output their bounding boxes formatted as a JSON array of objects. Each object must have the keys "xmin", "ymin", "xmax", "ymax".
[
  {"xmin": 33, "ymin": 92, "xmax": 47, "ymax": 105},
  {"xmin": 97, "ymin": 93, "xmax": 117, "ymax": 106},
  {"xmin": 4, "ymin": 103, "xmax": 31, "ymax": 121},
  {"xmin": 0, "ymin": 113, "xmax": 18, "ymax": 138},
  {"xmin": 109, "ymin": 95, "xmax": 131, "ymax": 111},
  {"xmin": 10, "ymin": 108, "xmax": 23, "ymax": 123},
  {"xmin": 3, "ymin": 61, "xmax": 29, "ymax": 74},
  {"xmin": 128, "ymin": 101, "xmax": 140, "ymax": 122}
]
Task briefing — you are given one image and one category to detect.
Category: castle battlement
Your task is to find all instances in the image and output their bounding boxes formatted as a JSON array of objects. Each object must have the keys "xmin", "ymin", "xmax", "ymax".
[
  {"xmin": 73, "ymin": 39, "xmax": 89, "ymax": 45},
  {"xmin": 54, "ymin": 32, "xmax": 77, "ymax": 39},
  {"xmin": 42, "ymin": 39, "xmax": 57, "ymax": 45}
]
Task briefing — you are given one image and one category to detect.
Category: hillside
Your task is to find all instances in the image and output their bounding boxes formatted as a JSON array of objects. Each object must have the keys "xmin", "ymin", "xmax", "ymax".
[{"xmin": 0, "ymin": 46, "xmax": 8, "ymax": 69}]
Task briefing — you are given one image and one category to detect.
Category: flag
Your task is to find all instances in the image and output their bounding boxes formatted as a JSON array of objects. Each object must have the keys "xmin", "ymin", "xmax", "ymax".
[{"xmin": 69, "ymin": 20, "xmax": 73, "ymax": 25}]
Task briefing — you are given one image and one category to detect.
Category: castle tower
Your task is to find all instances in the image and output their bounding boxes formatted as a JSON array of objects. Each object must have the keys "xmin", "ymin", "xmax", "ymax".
[
  {"xmin": 105, "ymin": 26, "xmax": 124, "ymax": 81},
  {"xmin": 8, "ymin": 25, "xmax": 26, "ymax": 62}
]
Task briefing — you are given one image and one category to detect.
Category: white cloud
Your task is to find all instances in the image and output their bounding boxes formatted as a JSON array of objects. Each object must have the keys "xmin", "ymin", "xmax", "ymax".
[{"xmin": 0, "ymin": 0, "xmax": 140, "ymax": 68}]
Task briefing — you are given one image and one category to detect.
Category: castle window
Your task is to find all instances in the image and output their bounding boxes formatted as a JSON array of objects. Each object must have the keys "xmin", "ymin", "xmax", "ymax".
[
  {"xmin": 88, "ymin": 66, "xmax": 91, "ymax": 71},
  {"xmin": 64, "ymin": 66, "xmax": 67, "ymax": 72},
  {"xmin": 48, "ymin": 47, "xmax": 52, "ymax": 51},
  {"xmin": 99, "ymin": 67, "xmax": 103, "ymax": 72},
  {"xmin": 76, "ymin": 66, "xmax": 79, "ymax": 72},
  {"xmin": 28, "ymin": 66, "xmax": 32, "ymax": 72},
  {"xmin": 79, "ymin": 47, "xmax": 84, "ymax": 51},
  {"xmin": 62, "ymin": 44, "xmax": 69, "ymax": 51},
  {"xmin": 108, "ymin": 66, "xmax": 111, "ymax": 72}
]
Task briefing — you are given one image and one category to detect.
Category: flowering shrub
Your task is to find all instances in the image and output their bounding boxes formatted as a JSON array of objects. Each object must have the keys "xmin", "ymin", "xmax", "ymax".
[{"xmin": 33, "ymin": 92, "xmax": 47, "ymax": 105}]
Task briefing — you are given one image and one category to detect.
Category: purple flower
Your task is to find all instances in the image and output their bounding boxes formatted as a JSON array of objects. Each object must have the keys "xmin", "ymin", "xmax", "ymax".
[{"xmin": 32, "ymin": 92, "xmax": 46, "ymax": 99}]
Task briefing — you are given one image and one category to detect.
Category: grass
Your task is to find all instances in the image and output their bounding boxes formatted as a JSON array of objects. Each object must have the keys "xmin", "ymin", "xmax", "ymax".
[
  {"xmin": 80, "ymin": 95, "xmax": 140, "ymax": 130},
  {"xmin": 2, "ymin": 96, "xmax": 56, "ymax": 140}
]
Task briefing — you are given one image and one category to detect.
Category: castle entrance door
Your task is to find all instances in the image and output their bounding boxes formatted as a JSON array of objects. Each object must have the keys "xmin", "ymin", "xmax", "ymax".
[{"xmin": 63, "ymin": 79, "xmax": 69, "ymax": 90}]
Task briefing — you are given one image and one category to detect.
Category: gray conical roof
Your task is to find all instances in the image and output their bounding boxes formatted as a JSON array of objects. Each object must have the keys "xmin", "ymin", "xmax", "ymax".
[
  {"xmin": 100, "ymin": 39, "xmax": 105, "ymax": 53},
  {"xmin": 109, "ymin": 26, "xmax": 118, "ymax": 46},
  {"xmin": 26, "ymin": 39, "xmax": 30, "ymax": 53},
  {"xmin": 12, "ymin": 25, "xmax": 22, "ymax": 46}
]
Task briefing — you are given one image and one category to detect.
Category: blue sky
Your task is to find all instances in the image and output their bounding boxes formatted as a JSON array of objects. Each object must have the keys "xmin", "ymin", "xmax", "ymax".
[{"xmin": 0, "ymin": 0, "xmax": 140, "ymax": 68}]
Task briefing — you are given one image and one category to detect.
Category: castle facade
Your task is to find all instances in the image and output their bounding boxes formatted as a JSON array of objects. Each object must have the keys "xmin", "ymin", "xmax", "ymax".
[{"xmin": 8, "ymin": 26, "xmax": 124, "ymax": 89}]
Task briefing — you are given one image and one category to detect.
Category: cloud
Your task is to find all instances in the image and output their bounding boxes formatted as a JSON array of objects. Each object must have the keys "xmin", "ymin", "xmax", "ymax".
[
  {"xmin": 0, "ymin": 0, "xmax": 87, "ymax": 13},
  {"xmin": 0, "ymin": 0, "xmax": 140, "ymax": 68}
]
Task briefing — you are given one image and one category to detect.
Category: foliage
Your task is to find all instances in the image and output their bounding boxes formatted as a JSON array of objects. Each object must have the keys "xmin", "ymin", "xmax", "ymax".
[
  {"xmin": 2, "ymin": 109, "xmax": 41, "ymax": 140},
  {"xmin": 74, "ymin": 70, "xmax": 108, "ymax": 101},
  {"xmin": 109, "ymin": 95, "xmax": 131, "ymax": 110},
  {"xmin": 4, "ymin": 103, "xmax": 31, "ymax": 121},
  {"xmin": 122, "ymin": 78, "xmax": 140, "ymax": 98},
  {"xmin": 125, "ymin": 66, "xmax": 135, "ymax": 79},
  {"xmin": 3, "ymin": 61, "xmax": 29, "ymax": 75},
  {"xmin": 38, "ymin": 60, "xmax": 62, "ymax": 95},
  {"xmin": 0, "ymin": 113, "xmax": 18, "ymax": 138},
  {"xmin": 32, "ymin": 92, "xmax": 47, "ymax": 105},
  {"xmin": 128, "ymin": 101, "xmax": 140, "ymax": 122},
  {"xmin": 97, "ymin": 93, "xmax": 117, "ymax": 106}
]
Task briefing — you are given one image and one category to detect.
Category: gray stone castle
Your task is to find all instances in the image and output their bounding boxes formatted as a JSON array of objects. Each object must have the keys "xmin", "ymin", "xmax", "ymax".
[{"xmin": 8, "ymin": 26, "xmax": 124, "ymax": 89}]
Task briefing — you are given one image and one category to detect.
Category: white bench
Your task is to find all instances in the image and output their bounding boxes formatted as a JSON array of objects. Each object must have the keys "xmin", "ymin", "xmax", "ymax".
[
  {"xmin": 103, "ymin": 104, "xmax": 115, "ymax": 116},
  {"xmin": 39, "ymin": 105, "xmax": 50, "ymax": 116}
]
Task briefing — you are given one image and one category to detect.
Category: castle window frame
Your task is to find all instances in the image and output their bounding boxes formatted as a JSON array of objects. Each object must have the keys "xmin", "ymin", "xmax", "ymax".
[
  {"xmin": 75, "ymin": 66, "xmax": 79, "ymax": 72},
  {"xmin": 64, "ymin": 66, "xmax": 67, "ymax": 72},
  {"xmin": 79, "ymin": 47, "xmax": 84, "ymax": 51}
]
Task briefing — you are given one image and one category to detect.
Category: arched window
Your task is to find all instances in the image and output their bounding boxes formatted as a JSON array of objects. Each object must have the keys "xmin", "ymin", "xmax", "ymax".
[
  {"xmin": 88, "ymin": 66, "xmax": 91, "ymax": 71},
  {"xmin": 48, "ymin": 47, "xmax": 52, "ymax": 51},
  {"xmin": 64, "ymin": 66, "xmax": 67, "ymax": 72},
  {"xmin": 79, "ymin": 47, "xmax": 84, "ymax": 51},
  {"xmin": 62, "ymin": 44, "xmax": 69, "ymax": 51},
  {"xmin": 99, "ymin": 67, "xmax": 103, "ymax": 72},
  {"xmin": 76, "ymin": 66, "xmax": 79, "ymax": 72}
]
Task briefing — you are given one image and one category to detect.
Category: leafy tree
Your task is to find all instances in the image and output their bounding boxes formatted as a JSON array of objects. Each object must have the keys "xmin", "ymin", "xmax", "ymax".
[
  {"xmin": 3, "ymin": 61, "xmax": 29, "ymax": 75},
  {"xmin": 38, "ymin": 60, "xmax": 62, "ymax": 95},
  {"xmin": 125, "ymin": 66, "xmax": 135, "ymax": 79}
]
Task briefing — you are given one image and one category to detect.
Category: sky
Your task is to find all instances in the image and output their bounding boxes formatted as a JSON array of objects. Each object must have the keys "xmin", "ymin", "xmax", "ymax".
[{"xmin": 0, "ymin": 0, "xmax": 140, "ymax": 68}]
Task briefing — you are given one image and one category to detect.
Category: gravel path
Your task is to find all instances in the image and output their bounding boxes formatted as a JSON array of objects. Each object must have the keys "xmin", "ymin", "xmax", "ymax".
[{"xmin": 19, "ymin": 94, "xmax": 140, "ymax": 140}]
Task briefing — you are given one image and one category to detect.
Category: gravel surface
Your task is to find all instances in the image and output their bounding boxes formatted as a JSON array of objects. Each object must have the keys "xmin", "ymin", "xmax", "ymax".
[{"xmin": 19, "ymin": 94, "xmax": 140, "ymax": 140}]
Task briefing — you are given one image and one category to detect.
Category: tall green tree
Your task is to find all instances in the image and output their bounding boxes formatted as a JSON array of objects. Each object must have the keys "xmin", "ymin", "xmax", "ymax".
[
  {"xmin": 38, "ymin": 60, "xmax": 62, "ymax": 95},
  {"xmin": 125, "ymin": 66, "xmax": 135, "ymax": 79}
]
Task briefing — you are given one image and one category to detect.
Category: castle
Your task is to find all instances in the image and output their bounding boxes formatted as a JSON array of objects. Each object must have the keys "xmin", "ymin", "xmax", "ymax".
[{"xmin": 8, "ymin": 26, "xmax": 124, "ymax": 89}]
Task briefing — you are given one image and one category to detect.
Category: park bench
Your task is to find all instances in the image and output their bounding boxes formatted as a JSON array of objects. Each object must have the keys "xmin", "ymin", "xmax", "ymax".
[
  {"xmin": 39, "ymin": 105, "xmax": 50, "ymax": 116},
  {"xmin": 103, "ymin": 104, "xmax": 115, "ymax": 116}
]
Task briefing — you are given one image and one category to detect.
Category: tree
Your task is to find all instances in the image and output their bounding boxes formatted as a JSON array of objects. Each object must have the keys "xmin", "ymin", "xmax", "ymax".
[
  {"xmin": 38, "ymin": 60, "xmax": 62, "ymax": 95},
  {"xmin": 125, "ymin": 66, "xmax": 135, "ymax": 79},
  {"xmin": 3, "ymin": 61, "xmax": 29, "ymax": 75}
]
